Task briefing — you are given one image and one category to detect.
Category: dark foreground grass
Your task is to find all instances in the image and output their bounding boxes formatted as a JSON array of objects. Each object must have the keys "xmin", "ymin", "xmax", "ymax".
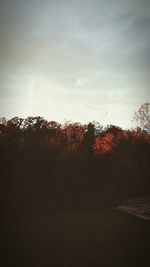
[{"xmin": 1, "ymin": 209, "xmax": 150, "ymax": 267}]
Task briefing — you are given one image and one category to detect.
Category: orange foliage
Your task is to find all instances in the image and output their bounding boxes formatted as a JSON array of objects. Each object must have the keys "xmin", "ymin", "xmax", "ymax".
[{"xmin": 93, "ymin": 133, "xmax": 115, "ymax": 155}]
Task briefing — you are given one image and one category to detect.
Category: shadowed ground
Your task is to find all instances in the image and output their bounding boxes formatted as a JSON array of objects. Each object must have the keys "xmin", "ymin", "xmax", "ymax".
[{"xmin": 1, "ymin": 209, "xmax": 150, "ymax": 267}]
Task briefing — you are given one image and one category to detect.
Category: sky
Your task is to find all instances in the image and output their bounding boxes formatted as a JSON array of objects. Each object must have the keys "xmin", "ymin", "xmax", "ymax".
[{"xmin": 0, "ymin": 0, "xmax": 150, "ymax": 129}]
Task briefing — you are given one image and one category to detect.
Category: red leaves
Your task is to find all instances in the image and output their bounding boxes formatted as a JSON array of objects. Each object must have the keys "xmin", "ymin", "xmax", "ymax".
[
  {"xmin": 93, "ymin": 134, "xmax": 115, "ymax": 155},
  {"xmin": 0, "ymin": 116, "xmax": 150, "ymax": 158}
]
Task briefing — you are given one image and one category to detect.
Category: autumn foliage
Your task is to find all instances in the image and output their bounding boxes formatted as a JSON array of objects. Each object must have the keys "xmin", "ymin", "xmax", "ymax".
[{"xmin": 0, "ymin": 116, "xmax": 150, "ymax": 206}]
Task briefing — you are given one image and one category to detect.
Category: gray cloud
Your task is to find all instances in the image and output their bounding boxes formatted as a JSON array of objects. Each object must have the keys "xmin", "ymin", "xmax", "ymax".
[{"xmin": 0, "ymin": 0, "xmax": 150, "ymax": 127}]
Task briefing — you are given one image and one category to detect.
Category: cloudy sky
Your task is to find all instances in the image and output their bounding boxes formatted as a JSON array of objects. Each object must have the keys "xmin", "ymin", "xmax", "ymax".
[{"xmin": 0, "ymin": 0, "xmax": 150, "ymax": 128}]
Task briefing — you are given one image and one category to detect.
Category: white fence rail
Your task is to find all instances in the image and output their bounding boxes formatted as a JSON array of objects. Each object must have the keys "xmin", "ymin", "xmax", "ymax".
[{"xmin": 123, "ymin": 196, "xmax": 150, "ymax": 216}]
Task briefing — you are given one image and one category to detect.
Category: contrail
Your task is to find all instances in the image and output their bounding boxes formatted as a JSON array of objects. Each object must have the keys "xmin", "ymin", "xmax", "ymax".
[{"xmin": 85, "ymin": 105, "xmax": 108, "ymax": 116}]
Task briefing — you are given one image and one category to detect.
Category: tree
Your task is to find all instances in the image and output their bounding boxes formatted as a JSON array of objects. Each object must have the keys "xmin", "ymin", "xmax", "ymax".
[
  {"xmin": 133, "ymin": 103, "xmax": 150, "ymax": 133},
  {"xmin": 83, "ymin": 122, "xmax": 95, "ymax": 155},
  {"xmin": 93, "ymin": 133, "xmax": 115, "ymax": 155}
]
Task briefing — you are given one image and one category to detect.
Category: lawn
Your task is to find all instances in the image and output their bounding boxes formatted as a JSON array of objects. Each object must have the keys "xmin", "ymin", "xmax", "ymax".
[{"xmin": 1, "ymin": 209, "xmax": 150, "ymax": 267}]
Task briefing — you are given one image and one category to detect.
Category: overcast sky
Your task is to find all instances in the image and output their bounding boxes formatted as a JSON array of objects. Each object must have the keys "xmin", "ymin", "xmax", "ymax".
[{"xmin": 0, "ymin": 0, "xmax": 150, "ymax": 128}]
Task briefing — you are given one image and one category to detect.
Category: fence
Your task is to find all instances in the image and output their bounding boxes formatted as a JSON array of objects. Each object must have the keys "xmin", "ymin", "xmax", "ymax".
[{"xmin": 122, "ymin": 196, "xmax": 150, "ymax": 216}]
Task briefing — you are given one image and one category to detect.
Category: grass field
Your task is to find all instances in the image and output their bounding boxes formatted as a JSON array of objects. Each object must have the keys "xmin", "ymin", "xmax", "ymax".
[{"xmin": 1, "ymin": 209, "xmax": 150, "ymax": 267}]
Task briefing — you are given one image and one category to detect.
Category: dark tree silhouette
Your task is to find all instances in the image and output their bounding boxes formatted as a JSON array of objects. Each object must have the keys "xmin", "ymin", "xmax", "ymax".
[
  {"xmin": 83, "ymin": 122, "xmax": 95, "ymax": 154},
  {"xmin": 0, "ymin": 116, "xmax": 150, "ymax": 197}
]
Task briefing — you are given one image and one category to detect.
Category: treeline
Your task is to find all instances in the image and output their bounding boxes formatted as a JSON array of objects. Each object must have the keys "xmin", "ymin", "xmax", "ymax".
[{"xmin": 0, "ymin": 116, "xmax": 150, "ymax": 201}]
